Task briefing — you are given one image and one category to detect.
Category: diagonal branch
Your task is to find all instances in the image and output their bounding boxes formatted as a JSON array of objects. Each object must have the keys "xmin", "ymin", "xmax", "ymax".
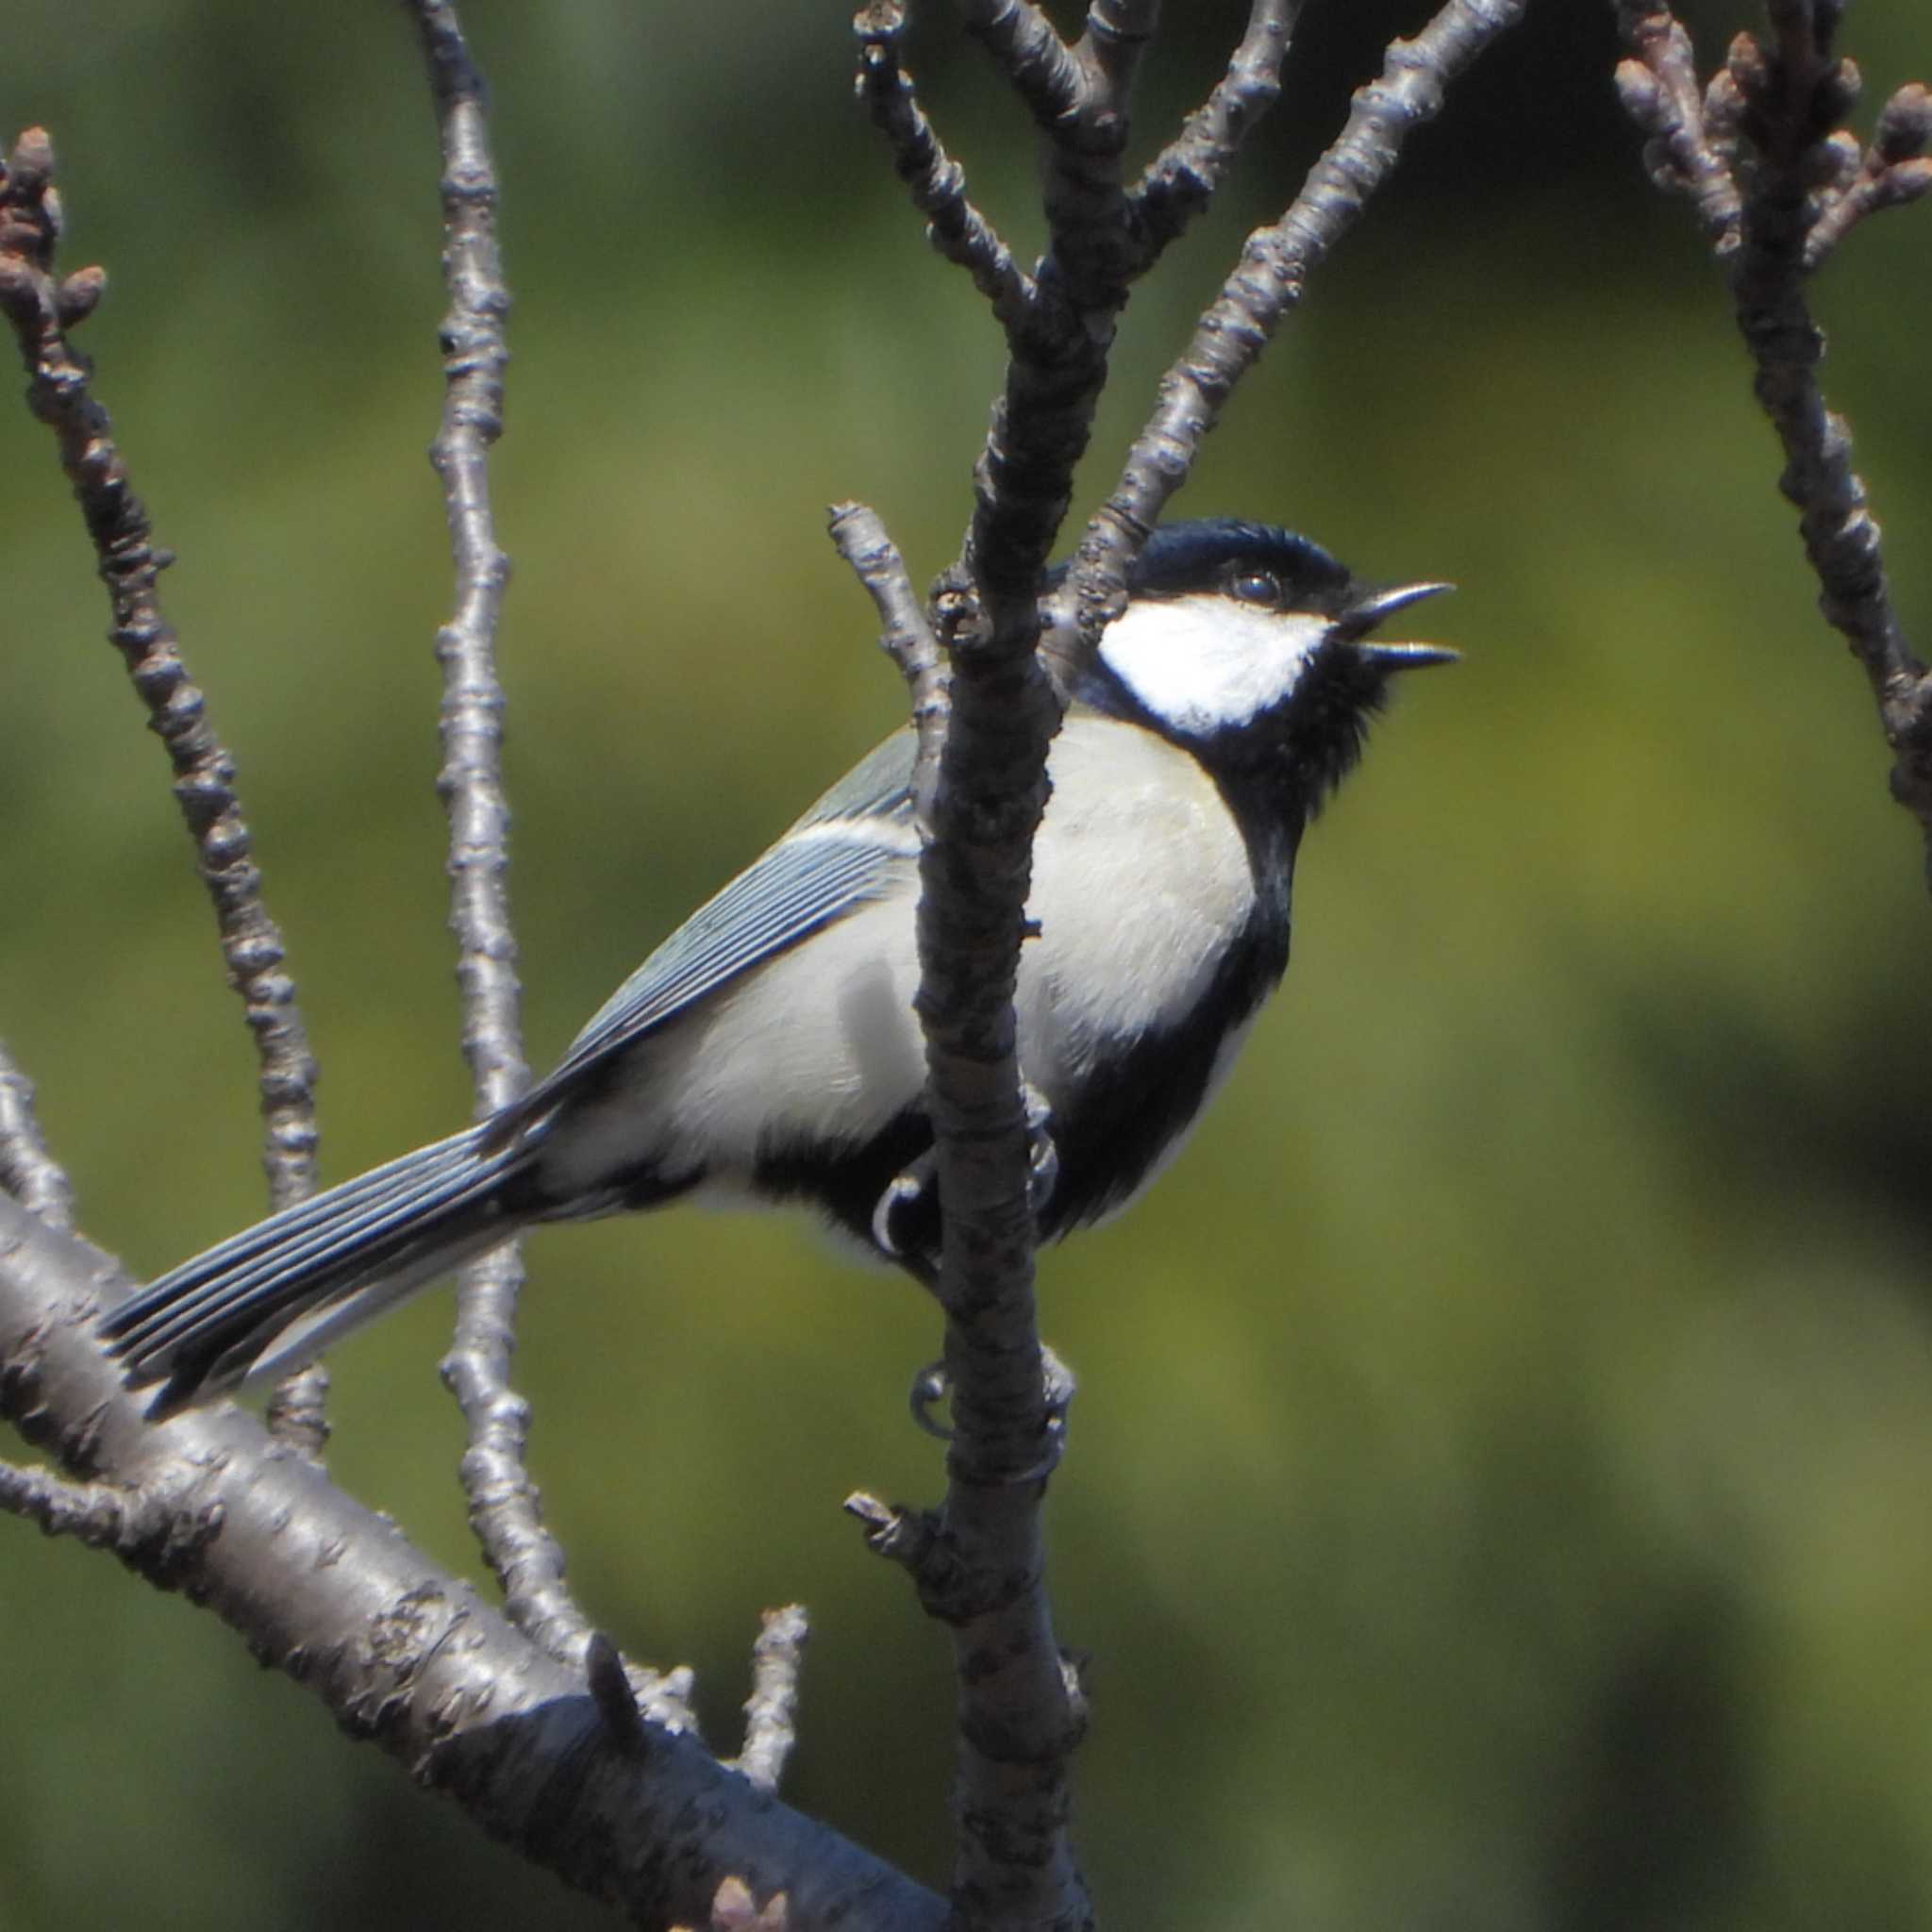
[
  {"xmin": 957, "ymin": 0, "xmax": 1086, "ymax": 136},
  {"xmin": 1078, "ymin": 0, "xmax": 1529, "ymax": 634},
  {"xmin": 1128, "ymin": 0, "xmax": 1304, "ymax": 262},
  {"xmin": 0, "ymin": 125, "xmax": 329, "ymax": 1453},
  {"xmin": 0, "ymin": 1195, "xmax": 942, "ymax": 1932},
  {"xmin": 0, "ymin": 134, "xmax": 321, "ymax": 1223},
  {"xmin": 854, "ymin": 4, "xmax": 1035, "ymax": 330}
]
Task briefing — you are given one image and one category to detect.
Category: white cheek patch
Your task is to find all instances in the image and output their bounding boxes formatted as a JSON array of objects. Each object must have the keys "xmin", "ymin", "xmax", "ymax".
[{"xmin": 1099, "ymin": 593, "xmax": 1330, "ymax": 736}]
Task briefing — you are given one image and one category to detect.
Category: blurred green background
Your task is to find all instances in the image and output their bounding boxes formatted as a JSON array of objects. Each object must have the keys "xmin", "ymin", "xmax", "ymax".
[{"xmin": 4, "ymin": 3, "xmax": 1931, "ymax": 1927}]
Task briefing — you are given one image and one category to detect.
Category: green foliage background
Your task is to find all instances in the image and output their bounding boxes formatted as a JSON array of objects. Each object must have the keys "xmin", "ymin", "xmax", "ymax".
[{"xmin": 3, "ymin": 4, "xmax": 1931, "ymax": 1927}]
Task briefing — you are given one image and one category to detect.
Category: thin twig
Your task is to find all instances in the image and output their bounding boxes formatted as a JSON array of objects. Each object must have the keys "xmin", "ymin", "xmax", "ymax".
[
  {"xmin": 1612, "ymin": 6, "xmax": 1746, "ymax": 252},
  {"xmin": 956, "ymin": 0, "xmax": 1086, "ymax": 137},
  {"xmin": 1129, "ymin": 0, "xmax": 1304, "ymax": 261},
  {"xmin": 1079, "ymin": 0, "xmax": 1529, "ymax": 636},
  {"xmin": 737, "ymin": 1605, "xmax": 811, "ymax": 1794},
  {"xmin": 0, "ymin": 1458, "xmax": 225, "ymax": 1575},
  {"xmin": 1076, "ymin": 0, "xmax": 1162, "ymax": 121},
  {"xmin": 828, "ymin": 501, "xmax": 949, "ymax": 831},
  {"xmin": 402, "ymin": 0, "xmax": 582, "ymax": 1661},
  {"xmin": 1612, "ymin": 1, "xmax": 1932, "ymax": 874},
  {"xmin": 853, "ymin": 6, "xmax": 1035, "ymax": 331},
  {"xmin": 0, "ymin": 1041, "xmax": 75, "ymax": 1233},
  {"xmin": 1803, "ymin": 83, "xmax": 1932, "ymax": 265},
  {"xmin": 0, "ymin": 125, "xmax": 328, "ymax": 1454}
]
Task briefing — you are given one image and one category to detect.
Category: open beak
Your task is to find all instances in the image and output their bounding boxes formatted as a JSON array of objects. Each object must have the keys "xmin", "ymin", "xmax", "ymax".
[{"xmin": 1340, "ymin": 579, "xmax": 1458, "ymax": 668}]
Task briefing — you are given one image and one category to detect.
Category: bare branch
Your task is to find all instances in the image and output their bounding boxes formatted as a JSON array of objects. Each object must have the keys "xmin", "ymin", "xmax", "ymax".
[
  {"xmin": 0, "ymin": 1196, "xmax": 944, "ymax": 1931},
  {"xmin": 1804, "ymin": 83, "xmax": 1932, "ymax": 263},
  {"xmin": 0, "ymin": 1041, "xmax": 75, "ymax": 1233},
  {"xmin": 0, "ymin": 131, "xmax": 320, "ymax": 1220},
  {"xmin": 0, "ymin": 1457, "xmax": 225, "ymax": 1570},
  {"xmin": 1079, "ymin": 0, "xmax": 1529, "ymax": 633},
  {"xmin": 0, "ymin": 125, "xmax": 330, "ymax": 1455},
  {"xmin": 737, "ymin": 1604, "xmax": 811, "ymax": 1794},
  {"xmin": 395, "ymin": 0, "xmax": 582, "ymax": 1658},
  {"xmin": 1075, "ymin": 0, "xmax": 1163, "ymax": 119},
  {"xmin": 829, "ymin": 500, "xmax": 949, "ymax": 834},
  {"xmin": 1611, "ymin": 8, "xmax": 1745, "ymax": 251},
  {"xmin": 1128, "ymin": 0, "xmax": 1303, "ymax": 261},
  {"xmin": 1612, "ymin": 2, "xmax": 1932, "ymax": 874},
  {"xmin": 956, "ymin": 0, "xmax": 1086, "ymax": 135},
  {"xmin": 853, "ymin": 5, "xmax": 1035, "ymax": 329},
  {"xmin": 855, "ymin": 9, "xmax": 1535, "ymax": 1922}
]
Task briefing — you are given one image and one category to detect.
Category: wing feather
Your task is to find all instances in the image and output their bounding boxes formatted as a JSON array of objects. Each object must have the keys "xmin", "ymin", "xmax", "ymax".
[{"xmin": 491, "ymin": 731, "xmax": 917, "ymax": 1139}]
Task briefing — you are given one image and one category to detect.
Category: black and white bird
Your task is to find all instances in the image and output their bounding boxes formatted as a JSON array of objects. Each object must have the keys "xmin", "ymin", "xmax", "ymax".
[{"xmin": 101, "ymin": 519, "xmax": 1453, "ymax": 1415}]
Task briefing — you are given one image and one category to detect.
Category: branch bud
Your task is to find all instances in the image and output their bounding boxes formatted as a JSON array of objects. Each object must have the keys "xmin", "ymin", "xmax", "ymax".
[
  {"xmin": 55, "ymin": 265, "xmax": 106, "ymax": 325},
  {"xmin": 1875, "ymin": 84, "xmax": 1932, "ymax": 164}
]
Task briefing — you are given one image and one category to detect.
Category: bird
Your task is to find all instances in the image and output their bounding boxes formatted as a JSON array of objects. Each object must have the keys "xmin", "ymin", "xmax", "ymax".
[{"xmin": 100, "ymin": 518, "xmax": 1454, "ymax": 1417}]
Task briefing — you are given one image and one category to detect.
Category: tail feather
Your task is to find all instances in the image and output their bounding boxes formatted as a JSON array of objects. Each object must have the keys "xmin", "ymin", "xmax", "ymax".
[{"xmin": 100, "ymin": 1125, "xmax": 535, "ymax": 1411}]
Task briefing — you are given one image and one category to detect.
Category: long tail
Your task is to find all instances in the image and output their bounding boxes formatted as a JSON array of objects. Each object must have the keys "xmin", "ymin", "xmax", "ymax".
[{"xmin": 99, "ymin": 1125, "xmax": 538, "ymax": 1417}]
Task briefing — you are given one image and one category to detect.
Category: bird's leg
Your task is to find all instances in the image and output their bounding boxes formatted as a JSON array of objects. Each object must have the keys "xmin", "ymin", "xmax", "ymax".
[
  {"xmin": 908, "ymin": 1342, "xmax": 1077, "ymax": 1483},
  {"xmin": 903, "ymin": 1077, "xmax": 1072, "ymax": 1472}
]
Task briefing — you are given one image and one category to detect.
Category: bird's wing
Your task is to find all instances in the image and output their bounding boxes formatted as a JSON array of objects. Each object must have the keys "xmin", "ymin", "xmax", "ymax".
[{"xmin": 490, "ymin": 729, "xmax": 917, "ymax": 1141}]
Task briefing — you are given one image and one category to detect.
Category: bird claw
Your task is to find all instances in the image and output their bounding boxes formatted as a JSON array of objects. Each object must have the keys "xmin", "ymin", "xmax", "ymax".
[
  {"xmin": 908, "ymin": 1357, "xmax": 953, "ymax": 1439},
  {"xmin": 906, "ymin": 1344, "xmax": 1077, "ymax": 1483},
  {"xmin": 1024, "ymin": 1081, "xmax": 1058, "ymax": 1222},
  {"xmin": 872, "ymin": 1150, "xmax": 937, "ymax": 1261},
  {"xmin": 873, "ymin": 1082, "xmax": 1058, "ymax": 1268}
]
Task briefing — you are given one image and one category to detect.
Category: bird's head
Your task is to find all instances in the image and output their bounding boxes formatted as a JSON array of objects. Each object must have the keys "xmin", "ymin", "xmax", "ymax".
[{"xmin": 1081, "ymin": 518, "xmax": 1455, "ymax": 813}]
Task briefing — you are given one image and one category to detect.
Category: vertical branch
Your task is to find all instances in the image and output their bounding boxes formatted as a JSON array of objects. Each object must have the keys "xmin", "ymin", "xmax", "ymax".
[
  {"xmin": 855, "ymin": 8, "xmax": 1526, "ymax": 1923},
  {"xmin": 402, "ymin": 0, "xmax": 582, "ymax": 1660},
  {"xmin": 1612, "ymin": 1, "xmax": 1932, "ymax": 872}
]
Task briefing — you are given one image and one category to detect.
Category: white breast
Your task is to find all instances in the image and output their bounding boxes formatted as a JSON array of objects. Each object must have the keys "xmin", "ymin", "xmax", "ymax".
[
  {"xmin": 1015, "ymin": 713, "xmax": 1257, "ymax": 1105},
  {"xmin": 540, "ymin": 713, "xmax": 1257, "ymax": 1191}
]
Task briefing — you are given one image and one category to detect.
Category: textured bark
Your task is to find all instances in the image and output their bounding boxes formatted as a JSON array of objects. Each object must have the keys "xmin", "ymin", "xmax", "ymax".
[{"xmin": 0, "ymin": 1195, "xmax": 942, "ymax": 1932}]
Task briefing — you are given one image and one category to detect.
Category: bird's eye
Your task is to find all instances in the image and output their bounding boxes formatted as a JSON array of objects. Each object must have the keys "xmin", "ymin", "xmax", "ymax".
[{"xmin": 1232, "ymin": 569, "xmax": 1280, "ymax": 606}]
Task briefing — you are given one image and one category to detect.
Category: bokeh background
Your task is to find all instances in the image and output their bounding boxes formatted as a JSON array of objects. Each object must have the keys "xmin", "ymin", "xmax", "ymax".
[{"xmin": 4, "ymin": 3, "xmax": 1931, "ymax": 1927}]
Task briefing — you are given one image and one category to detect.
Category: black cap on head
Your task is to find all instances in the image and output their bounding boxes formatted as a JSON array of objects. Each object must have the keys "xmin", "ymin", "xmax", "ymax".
[{"xmin": 1126, "ymin": 519, "xmax": 1356, "ymax": 610}]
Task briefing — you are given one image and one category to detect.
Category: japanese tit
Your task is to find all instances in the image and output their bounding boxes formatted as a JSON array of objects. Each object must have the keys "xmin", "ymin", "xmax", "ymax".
[{"xmin": 102, "ymin": 518, "xmax": 1453, "ymax": 1415}]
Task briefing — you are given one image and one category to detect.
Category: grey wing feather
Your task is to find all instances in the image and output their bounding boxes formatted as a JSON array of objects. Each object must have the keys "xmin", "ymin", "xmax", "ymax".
[
  {"xmin": 791, "ymin": 729, "xmax": 918, "ymax": 829},
  {"xmin": 491, "ymin": 730, "xmax": 917, "ymax": 1138}
]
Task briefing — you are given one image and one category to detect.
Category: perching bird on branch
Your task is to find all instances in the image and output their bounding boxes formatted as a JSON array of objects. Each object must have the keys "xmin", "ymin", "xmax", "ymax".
[{"xmin": 102, "ymin": 519, "xmax": 1453, "ymax": 1416}]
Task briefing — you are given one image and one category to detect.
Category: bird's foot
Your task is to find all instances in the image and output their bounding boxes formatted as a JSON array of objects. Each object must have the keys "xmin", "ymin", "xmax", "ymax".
[
  {"xmin": 1023, "ymin": 1079, "xmax": 1058, "ymax": 1223},
  {"xmin": 907, "ymin": 1344, "xmax": 1076, "ymax": 1483},
  {"xmin": 871, "ymin": 1149, "xmax": 937, "ymax": 1266}
]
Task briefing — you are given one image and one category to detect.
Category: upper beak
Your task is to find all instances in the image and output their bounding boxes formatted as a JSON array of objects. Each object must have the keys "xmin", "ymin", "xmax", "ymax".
[{"xmin": 1339, "ymin": 579, "xmax": 1458, "ymax": 668}]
